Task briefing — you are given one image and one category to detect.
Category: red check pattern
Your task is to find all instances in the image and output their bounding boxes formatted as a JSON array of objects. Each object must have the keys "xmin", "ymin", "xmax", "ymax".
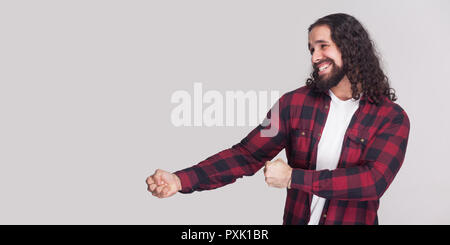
[{"xmin": 174, "ymin": 86, "xmax": 410, "ymax": 225}]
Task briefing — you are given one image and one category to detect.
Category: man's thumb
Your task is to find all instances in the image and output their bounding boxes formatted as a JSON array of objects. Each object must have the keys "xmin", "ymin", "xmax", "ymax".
[
  {"xmin": 161, "ymin": 172, "xmax": 174, "ymax": 185},
  {"xmin": 153, "ymin": 169, "xmax": 165, "ymax": 185}
]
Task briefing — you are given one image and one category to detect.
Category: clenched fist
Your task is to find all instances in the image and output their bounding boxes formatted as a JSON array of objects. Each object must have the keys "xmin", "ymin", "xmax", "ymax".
[
  {"xmin": 264, "ymin": 158, "xmax": 293, "ymax": 189},
  {"xmin": 146, "ymin": 169, "xmax": 182, "ymax": 198}
]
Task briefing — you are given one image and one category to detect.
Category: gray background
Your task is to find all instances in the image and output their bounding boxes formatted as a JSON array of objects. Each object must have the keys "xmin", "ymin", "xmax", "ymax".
[{"xmin": 0, "ymin": 0, "xmax": 449, "ymax": 224}]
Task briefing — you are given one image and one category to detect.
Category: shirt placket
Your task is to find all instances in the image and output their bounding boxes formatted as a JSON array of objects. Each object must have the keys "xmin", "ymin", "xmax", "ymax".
[
  {"xmin": 306, "ymin": 95, "xmax": 331, "ymax": 224},
  {"xmin": 317, "ymin": 97, "xmax": 366, "ymax": 225}
]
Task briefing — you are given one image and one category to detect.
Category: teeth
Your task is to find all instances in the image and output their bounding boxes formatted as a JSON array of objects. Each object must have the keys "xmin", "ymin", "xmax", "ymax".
[{"xmin": 319, "ymin": 64, "xmax": 329, "ymax": 71}]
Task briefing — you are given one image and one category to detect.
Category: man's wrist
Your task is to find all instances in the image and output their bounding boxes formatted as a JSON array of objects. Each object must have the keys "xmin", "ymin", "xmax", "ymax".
[
  {"xmin": 174, "ymin": 173, "xmax": 182, "ymax": 191},
  {"xmin": 287, "ymin": 168, "xmax": 293, "ymax": 189}
]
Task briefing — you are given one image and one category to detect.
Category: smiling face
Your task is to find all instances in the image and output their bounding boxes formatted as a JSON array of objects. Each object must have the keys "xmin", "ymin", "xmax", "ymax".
[{"xmin": 308, "ymin": 25, "xmax": 346, "ymax": 91}]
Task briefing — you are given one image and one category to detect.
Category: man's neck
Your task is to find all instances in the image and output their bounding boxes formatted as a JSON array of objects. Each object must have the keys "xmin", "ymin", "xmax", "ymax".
[{"xmin": 330, "ymin": 76, "xmax": 358, "ymax": 101}]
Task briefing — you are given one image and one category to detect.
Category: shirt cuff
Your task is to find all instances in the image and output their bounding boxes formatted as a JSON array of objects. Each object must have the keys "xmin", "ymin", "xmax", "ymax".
[
  {"xmin": 173, "ymin": 169, "xmax": 198, "ymax": 194},
  {"xmin": 290, "ymin": 168, "xmax": 314, "ymax": 193}
]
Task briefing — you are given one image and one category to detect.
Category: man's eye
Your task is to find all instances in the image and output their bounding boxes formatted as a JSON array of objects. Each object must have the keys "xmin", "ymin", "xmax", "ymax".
[
  {"xmin": 321, "ymin": 44, "xmax": 328, "ymax": 49},
  {"xmin": 309, "ymin": 48, "xmax": 314, "ymax": 54}
]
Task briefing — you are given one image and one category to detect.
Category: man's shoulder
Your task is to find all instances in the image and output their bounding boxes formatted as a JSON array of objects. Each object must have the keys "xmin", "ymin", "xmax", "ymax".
[
  {"xmin": 279, "ymin": 86, "xmax": 319, "ymax": 105},
  {"xmin": 378, "ymin": 97, "xmax": 408, "ymax": 117},
  {"xmin": 369, "ymin": 96, "xmax": 410, "ymax": 128}
]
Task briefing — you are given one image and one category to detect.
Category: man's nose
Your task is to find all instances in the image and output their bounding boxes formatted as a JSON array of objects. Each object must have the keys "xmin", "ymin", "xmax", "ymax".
[{"xmin": 311, "ymin": 50, "xmax": 323, "ymax": 65}]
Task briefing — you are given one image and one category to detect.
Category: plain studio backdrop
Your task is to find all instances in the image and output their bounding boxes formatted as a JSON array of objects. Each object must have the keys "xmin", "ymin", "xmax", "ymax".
[{"xmin": 0, "ymin": 0, "xmax": 449, "ymax": 225}]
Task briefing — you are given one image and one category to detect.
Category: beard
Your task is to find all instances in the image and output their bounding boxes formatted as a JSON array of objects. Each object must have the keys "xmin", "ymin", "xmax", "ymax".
[{"xmin": 310, "ymin": 58, "xmax": 346, "ymax": 92}]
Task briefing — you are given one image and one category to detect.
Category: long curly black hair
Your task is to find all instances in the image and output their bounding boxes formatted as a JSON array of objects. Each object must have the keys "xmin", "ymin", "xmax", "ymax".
[{"xmin": 306, "ymin": 13, "xmax": 397, "ymax": 104}]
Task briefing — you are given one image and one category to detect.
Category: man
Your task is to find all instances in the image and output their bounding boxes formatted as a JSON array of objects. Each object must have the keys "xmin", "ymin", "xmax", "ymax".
[{"xmin": 146, "ymin": 13, "xmax": 410, "ymax": 225}]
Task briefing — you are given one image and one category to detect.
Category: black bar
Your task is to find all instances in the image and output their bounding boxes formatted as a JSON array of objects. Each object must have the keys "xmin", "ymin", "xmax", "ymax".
[{"xmin": 0, "ymin": 225, "xmax": 447, "ymax": 243}]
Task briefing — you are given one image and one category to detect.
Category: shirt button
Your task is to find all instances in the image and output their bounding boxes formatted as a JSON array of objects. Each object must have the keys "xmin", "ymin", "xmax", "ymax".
[
  {"xmin": 360, "ymin": 138, "xmax": 365, "ymax": 143},
  {"xmin": 323, "ymin": 214, "xmax": 327, "ymax": 218},
  {"xmin": 301, "ymin": 131, "xmax": 306, "ymax": 136},
  {"xmin": 324, "ymin": 105, "xmax": 329, "ymax": 109}
]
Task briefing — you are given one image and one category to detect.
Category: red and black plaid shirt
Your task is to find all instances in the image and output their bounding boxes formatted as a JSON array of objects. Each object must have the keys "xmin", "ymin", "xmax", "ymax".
[{"xmin": 174, "ymin": 86, "xmax": 410, "ymax": 225}]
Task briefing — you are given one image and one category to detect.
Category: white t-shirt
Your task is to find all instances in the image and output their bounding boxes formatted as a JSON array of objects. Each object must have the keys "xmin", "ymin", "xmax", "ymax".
[{"xmin": 307, "ymin": 89, "xmax": 360, "ymax": 225}]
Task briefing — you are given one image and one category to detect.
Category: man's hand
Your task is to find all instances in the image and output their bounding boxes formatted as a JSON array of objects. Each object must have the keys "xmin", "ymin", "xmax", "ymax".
[
  {"xmin": 146, "ymin": 169, "xmax": 182, "ymax": 198},
  {"xmin": 264, "ymin": 158, "xmax": 293, "ymax": 189}
]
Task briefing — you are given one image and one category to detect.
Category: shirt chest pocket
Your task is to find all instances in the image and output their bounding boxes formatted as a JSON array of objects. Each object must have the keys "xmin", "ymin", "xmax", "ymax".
[
  {"xmin": 340, "ymin": 129, "xmax": 369, "ymax": 167},
  {"xmin": 291, "ymin": 128, "xmax": 315, "ymax": 169}
]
